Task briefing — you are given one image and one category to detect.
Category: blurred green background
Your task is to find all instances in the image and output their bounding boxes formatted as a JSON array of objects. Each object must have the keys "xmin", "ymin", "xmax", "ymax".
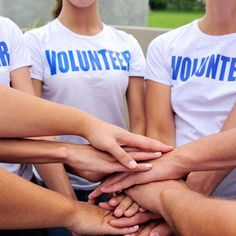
[{"xmin": 148, "ymin": 0, "xmax": 205, "ymax": 28}]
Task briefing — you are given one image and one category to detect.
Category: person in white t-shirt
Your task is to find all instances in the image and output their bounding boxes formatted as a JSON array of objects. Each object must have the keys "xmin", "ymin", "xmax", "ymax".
[
  {"xmin": 144, "ymin": 0, "xmax": 236, "ymax": 234},
  {"xmin": 88, "ymin": 0, "xmax": 236, "ymax": 235},
  {"xmin": 0, "ymin": 16, "xmax": 34, "ymax": 181},
  {"xmin": 24, "ymin": 0, "xmax": 146, "ymax": 201},
  {"xmin": 0, "ymin": 16, "xmax": 80, "ymax": 208}
]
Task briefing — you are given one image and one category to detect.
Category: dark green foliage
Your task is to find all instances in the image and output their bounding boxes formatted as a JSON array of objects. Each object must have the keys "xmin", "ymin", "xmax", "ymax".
[
  {"xmin": 149, "ymin": 0, "xmax": 167, "ymax": 10},
  {"xmin": 149, "ymin": 0, "xmax": 205, "ymax": 11}
]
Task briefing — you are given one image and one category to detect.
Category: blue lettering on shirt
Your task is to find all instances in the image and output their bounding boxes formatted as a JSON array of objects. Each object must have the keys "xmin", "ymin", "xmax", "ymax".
[
  {"xmin": 171, "ymin": 54, "xmax": 236, "ymax": 82},
  {"xmin": 45, "ymin": 49, "xmax": 131, "ymax": 76},
  {"xmin": 0, "ymin": 42, "xmax": 10, "ymax": 66}
]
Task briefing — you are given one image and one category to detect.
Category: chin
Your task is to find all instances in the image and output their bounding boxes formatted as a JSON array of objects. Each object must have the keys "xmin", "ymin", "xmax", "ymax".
[{"xmin": 68, "ymin": 0, "xmax": 96, "ymax": 8}]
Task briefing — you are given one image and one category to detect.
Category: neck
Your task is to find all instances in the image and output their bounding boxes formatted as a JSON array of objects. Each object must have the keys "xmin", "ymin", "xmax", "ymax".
[
  {"xmin": 58, "ymin": 1, "xmax": 103, "ymax": 36},
  {"xmin": 199, "ymin": 0, "xmax": 236, "ymax": 35}
]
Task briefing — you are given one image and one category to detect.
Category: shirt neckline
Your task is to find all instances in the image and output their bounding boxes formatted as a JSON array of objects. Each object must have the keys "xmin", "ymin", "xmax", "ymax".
[
  {"xmin": 54, "ymin": 18, "xmax": 107, "ymax": 39},
  {"xmin": 193, "ymin": 19, "xmax": 236, "ymax": 41}
]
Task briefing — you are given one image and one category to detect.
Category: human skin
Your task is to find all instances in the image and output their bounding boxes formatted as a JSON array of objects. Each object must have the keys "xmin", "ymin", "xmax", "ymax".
[
  {"xmin": 0, "ymin": 85, "xmax": 172, "ymax": 168},
  {"xmin": 121, "ymin": 180, "xmax": 236, "ymax": 236},
  {"xmin": 0, "ymin": 166, "xmax": 140, "ymax": 235},
  {"xmin": 30, "ymin": 0, "xmax": 146, "ymax": 199},
  {"xmin": 142, "ymin": 0, "xmax": 236, "ymax": 233}
]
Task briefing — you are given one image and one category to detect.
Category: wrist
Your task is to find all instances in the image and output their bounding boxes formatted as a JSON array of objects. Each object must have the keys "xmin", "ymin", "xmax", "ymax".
[
  {"xmin": 159, "ymin": 182, "xmax": 192, "ymax": 226},
  {"xmin": 76, "ymin": 112, "xmax": 102, "ymax": 139},
  {"xmin": 50, "ymin": 143, "xmax": 72, "ymax": 165},
  {"xmin": 63, "ymin": 200, "xmax": 80, "ymax": 229},
  {"xmin": 167, "ymin": 146, "xmax": 199, "ymax": 174}
]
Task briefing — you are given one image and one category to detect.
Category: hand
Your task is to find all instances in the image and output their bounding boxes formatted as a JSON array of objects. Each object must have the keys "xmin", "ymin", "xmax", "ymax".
[
  {"xmin": 89, "ymin": 155, "xmax": 187, "ymax": 199},
  {"xmin": 125, "ymin": 180, "xmax": 187, "ymax": 215},
  {"xmin": 126, "ymin": 221, "xmax": 172, "ymax": 236},
  {"xmin": 66, "ymin": 144, "xmax": 164, "ymax": 174},
  {"xmin": 124, "ymin": 221, "xmax": 159, "ymax": 236},
  {"xmin": 148, "ymin": 222, "xmax": 173, "ymax": 236},
  {"xmin": 99, "ymin": 194, "xmax": 143, "ymax": 218},
  {"xmin": 85, "ymin": 122, "xmax": 173, "ymax": 169},
  {"xmin": 67, "ymin": 201, "xmax": 139, "ymax": 235},
  {"xmin": 109, "ymin": 211, "xmax": 159, "ymax": 228}
]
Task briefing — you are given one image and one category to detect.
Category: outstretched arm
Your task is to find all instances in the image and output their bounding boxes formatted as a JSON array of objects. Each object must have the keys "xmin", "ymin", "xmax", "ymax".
[
  {"xmin": 186, "ymin": 103, "xmax": 236, "ymax": 195},
  {"xmin": 89, "ymin": 127, "xmax": 236, "ymax": 197},
  {"xmin": 0, "ymin": 85, "xmax": 172, "ymax": 169},
  {"xmin": 125, "ymin": 181, "xmax": 236, "ymax": 236},
  {"xmin": 0, "ymin": 167, "xmax": 139, "ymax": 235}
]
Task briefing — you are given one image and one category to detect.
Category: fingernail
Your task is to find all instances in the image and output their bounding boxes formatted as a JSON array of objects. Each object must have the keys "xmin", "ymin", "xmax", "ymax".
[
  {"xmin": 109, "ymin": 199, "xmax": 117, "ymax": 206},
  {"xmin": 132, "ymin": 225, "xmax": 139, "ymax": 230},
  {"xmin": 114, "ymin": 209, "xmax": 123, "ymax": 217},
  {"xmin": 154, "ymin": 152, "xmax": 162, "ymax": 157},
  {"xmin": 128, "ymin": 160, "xmax": 137, "ymax": 169},
  {"xmin": 150, "ymin": 232, "xmax": 160, "ymax": 236},
  {"xmin": 100, "ymin": 187, "xmax": 107, "ymax": 192},
  {"xmin": 145, "ymin": 163, "xmax": 152, "ymax": 168},
  {"xmin": 139, "ymin": 207, "xmax": 146, "ymax": 212}
]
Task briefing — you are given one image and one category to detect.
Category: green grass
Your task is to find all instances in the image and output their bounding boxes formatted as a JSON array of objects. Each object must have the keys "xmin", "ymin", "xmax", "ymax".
[{"xmin": 148, "ymin": 10, "xmax": 204, "ymax": 29}]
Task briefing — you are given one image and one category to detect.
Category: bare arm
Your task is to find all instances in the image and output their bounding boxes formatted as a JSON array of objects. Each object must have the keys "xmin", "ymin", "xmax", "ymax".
[
  {"xmin": 125, "ymin": 180, "xmax": 236, "ymax": 236},
  {"xmin": 0, "ymin": 167, "xmax": 139, "ymax": 235},
  {"xmin": 126, "ymin": 77, "xmax": 145, "ymax": 135},
  {"xmin": 145, "ymin": 80, "xmax": 176, "ymax": 146},
  {"xmin": 0, "ymin": 85, "xmax": 172, "ymax": 169},
  {"xmin": 186, "ymin": 104, "xmax": 236, "ymax": 195},
  {"xmin": 30, "ymin": 79, "xmax": 76, "ymax": 200},
  {"xmin": 89, "ymin": 127, "xmax": 236, "ymax": 197}
]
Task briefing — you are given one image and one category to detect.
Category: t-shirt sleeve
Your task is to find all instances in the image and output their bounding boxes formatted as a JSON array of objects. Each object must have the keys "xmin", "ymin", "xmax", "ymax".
[
  {"xmin": 24, "ymin": 31, "xmax": 44, "ymax": 81},
  {"xmin": 128, "ymin": 35, "xmax": 145, "ymax": 78},
  {"xmin": 8, "ymin": 21, "xmax": 31, "ymax": 71},
  {"xmin": 145, "ymin": 37, "xmax": 171, "ymax": 86}
]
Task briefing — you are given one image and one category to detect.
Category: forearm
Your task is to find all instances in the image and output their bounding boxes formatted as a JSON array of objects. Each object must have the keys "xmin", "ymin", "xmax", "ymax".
[
  {"xmin": 186, "ymin": 103, "xmax": 236, "ymax": 195},
  {"xmin": 186, "ymin": 170, "xmax": 231, "ymax": 195},
  {"xmin": 160, "ymin": 186, "xmax": 236, "ymax": 236},
  {"xmin": 130, "ymin": 118, "xmax": 145, "ymax": 135},
  {"xmin": 169, "ymin": 128, "xmax": 236, "ymax": 173},
  {"xmin": 146, "ymin": 126, "xmax": 175, "ymax": 146},
  {"xmin": 0, "ymin": 139, "xmax": 70, "ymax": 164},
  {"xmin": 0, "ymin": 86, "xmax": 99, "ymax": 138},
  {"xmin": 0, "ymin": 167, "xmax": 75, "ymax": 229},
  {"xmin": 34, "ymin": 163, "xmax": 77, "ymax": 200}
]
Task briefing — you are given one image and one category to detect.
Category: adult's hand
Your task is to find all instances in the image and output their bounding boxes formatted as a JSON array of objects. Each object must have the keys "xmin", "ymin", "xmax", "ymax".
[
  {"xmin": 85, "ymin": 121, "xmax": 173, "ymax": 169},
  {"xmin": 89, "ymin": 155, "xmax": 187, "ymax": 199},
  {"xmin": 66, "ymin": 144, "xmax": 165, "ymax": 175},
  {"xmin": 67, "ymin": 202, "xmax": 139, "ymax": 235}
]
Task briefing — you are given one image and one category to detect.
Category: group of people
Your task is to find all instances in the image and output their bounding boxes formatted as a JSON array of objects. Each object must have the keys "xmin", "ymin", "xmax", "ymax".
[{"xmin": 1, "ymin": 0, "xmax": 236, "ymax": 235}]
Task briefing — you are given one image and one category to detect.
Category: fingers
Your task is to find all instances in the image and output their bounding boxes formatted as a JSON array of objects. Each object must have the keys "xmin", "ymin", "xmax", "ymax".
[
  {"xmin": 113, "ymin": 195, "xmax": 133, "ymax": 217},
  {"xmin": 129, "ymin": 151, "xmax": 162, "ymax": 161},
  {"xmin": 100, "ymin": 173, "xmax": 143, "ymax": 193},
  {"xmin": 107, "ymin": 161, "xmax": 152, "ymax": 173},
  {"xmin": 149, "ymin": 222, "xmax": 173, "ymax": 236},
  {"xmin": 107, "ymin": 225, "xmax": 139, "ymax": 235},
  {"xmin": 109, "ymin": 212, "xmax": 160, "ymax": 227},
  {"xmin": 99, "ymin": 201, "xmax": 115, "ymax": 211},
  {"xmin": 88, "ymin": 173, "xmax": 129, "ymax": 200},
  {"xmin": 124, "ymin": 202, "xmax": 140, "ymax": 217},
  {"xmin": 139, "ymin": 207, "xmax": 147, "ymax": 212},
  {"xmin": 122, "ymin": 134, "xmax": 173, "ymax": 153},
  {"xmin": 106, "ymin": 141, "xmax": 138, "ymax": 169},
  {"xmin": 138, "ymin": 221, "xmax": 157, "ymax": 236}
]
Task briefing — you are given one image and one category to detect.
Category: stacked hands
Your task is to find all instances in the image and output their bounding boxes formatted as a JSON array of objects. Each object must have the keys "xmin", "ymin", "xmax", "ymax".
[
  {"xmin": 64, "ymin": 128, "xmax": 190, "ymax": 236},
  {"xmin": 84, "ymin": 147, "xmax": 186, "ymax": 236}
]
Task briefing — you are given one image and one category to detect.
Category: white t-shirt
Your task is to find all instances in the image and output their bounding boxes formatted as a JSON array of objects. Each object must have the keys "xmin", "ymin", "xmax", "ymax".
[
  {"xmin": 145, "ymin": 20, "xmax": 236, "ymax": 198},
  {"xmin": 24, "ymin": 19, "xmax": 145, "ymax": 190},
  {"xmin": 0, "ymin": 16, "xmax": 32, "ymax": 180}
]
